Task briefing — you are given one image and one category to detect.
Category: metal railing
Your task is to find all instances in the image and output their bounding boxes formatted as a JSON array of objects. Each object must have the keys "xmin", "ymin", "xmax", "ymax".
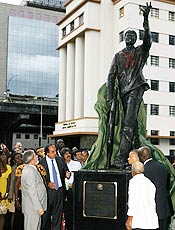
[{"xmin": 21, "ymin": 0, "xmax": 66, "ymax": 11}]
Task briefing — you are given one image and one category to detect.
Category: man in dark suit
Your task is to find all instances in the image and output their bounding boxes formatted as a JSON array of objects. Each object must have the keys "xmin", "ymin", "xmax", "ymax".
[
  {"xmin": 40, "ymin": 144, "xmax": 70, "ymax": 230},
  {"xmin": 138, "ymin": 146, "xmax": 172, "ymax": 230}
]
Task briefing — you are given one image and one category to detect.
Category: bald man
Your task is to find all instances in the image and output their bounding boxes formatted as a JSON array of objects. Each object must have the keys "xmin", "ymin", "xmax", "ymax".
[{"xmin": 126, "ymin": 162, "xmax": 158, "ymax": 230}]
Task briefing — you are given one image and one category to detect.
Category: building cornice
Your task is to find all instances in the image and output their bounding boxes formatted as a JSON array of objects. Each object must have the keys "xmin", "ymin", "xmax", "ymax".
[
  {"xmin": 112, "ymin": 0, "xmax": 120, "ymax": 5},
  {"xmin": 155, "ymin": 0, "xmax": 175, "ymax": 4},
  {"xmin": 49, "ymin": 131, "xmax": 98, "ymax": 137},
  {"xmin": 64, "ymin": 0, "xmax": 101, "ymax": 7},
  {"xmin": 147, "ymin": 135, "xmax": 175, "ymax": 139},
  {"xmin": 111, "ymin": 0, "xmax": 175, "ymax": 5},
  {"xmin": 57, "ymin": 0, "xmax": 101, "ymax": 26},
  {"xmin": 57, "ymin": 27, "xmax": 100, "ymax": 49},
  {"xmin": 56, "ymin": 116, "xmax": 98, "ymax": 124}
]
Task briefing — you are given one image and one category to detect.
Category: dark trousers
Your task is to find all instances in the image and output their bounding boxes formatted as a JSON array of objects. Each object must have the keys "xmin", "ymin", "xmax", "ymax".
[
  {"xmin": 116, "ymin": 86, "xmax": 145, "ymax": 162},
  {"xmin": 13, "ymin": 209, "xmax": 24, "ymax": 230},
  {"xmin": 159, "ymin": 217, "xmax": 169, "ymax": 230},
  {"xmin": 4, "ymin": 211, "xmax": 12, "ymax": 230},
  {"xmin": 64, "ymin": 189, "xmax": 73, "ymax": 230},
  {"xmin": 14, "ymin": 189, "xmax": 24, "ymax": 230},
  {"xmin": 41, "ymin": 187, "xmax": 64, "ymax": 230}
]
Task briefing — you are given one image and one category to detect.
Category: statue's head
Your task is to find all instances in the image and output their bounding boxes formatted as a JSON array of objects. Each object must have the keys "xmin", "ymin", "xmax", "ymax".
[{"xmin": 124, "ymin": 30, "xmax": 137, "ymax": 46}]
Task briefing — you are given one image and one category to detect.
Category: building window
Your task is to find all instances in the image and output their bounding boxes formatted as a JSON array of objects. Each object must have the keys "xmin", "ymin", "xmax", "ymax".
[
  {"xmin": 45, "ymin": 15, "xmax": 50, "ymax": 21},
  {"xmin": 169, "ymin": 35, "xmax": 175, "ymax": 45},
  {"xmin": 150, "ymin": 130, "xmax": 159, "ymax": 145},
  {"xmin": 119, "ymin": 31, "xmax": 124, "ymax": 42},
  {"xmin": 10, "ymin": 9, "xmax": 16, "ymax": 16},
  {"xmin": 151, "ymin": 80, "xmax": 159, "ymax": 91},
  {"xmin": 169, "ymin": 82, "xmax": 175, "ymax": 92},
  {"xmin": 151, "ymin": 56, "xmax": 159, "ymax": 66},
  {"xmin": 16, "ymin": 133, "xmax": 21, "ymax": 139},
  {"xmin": 34, "ymin": 134, "xmax": 38, "ymax": 139},
  {"xmin": 151, "ymin": 8, "xmax": 159, "ymax": 18},
  {"xmin": 19, "ymin": 10, "xmax": 24, "ymax": 18},
  {"xmin": 169, "ymin": 131, "xmax": 175, "ymax": 145},
  {"xmin": 151, "ymin": 104, "xmax": 159, "ymax": 115},
  {"xmin": 169, "ymin": 58, "xmax": 175, "ymax": 68},
  {"xmin": 62, "ymin": 27, "xmax": 66, "ymax": 37},
  {"xmin": 43, "ymin": 134, "xmax": 47, "ymax": 140},
  {"xmin": 169, "ymin": 106, "xmax": 175, "ymax": 116},
  {"xmin": 150, "ymin": 138, "xmax": 159, "ymax": 145},
  {"xmin": 27, "ymin": 12, "xmax": 33, "ymax": 19},
  {"xmin": 36, "ymin": 13, "xmax": 41, "ymax": 20},
  {"xmin": 170, "ymin": 149, "xmax": 175, "ymax": 156},
  {"xmin": 139, "ymin": 30, "xmax": 144, "ymax": 40},
  {"xmin": 25, "ymin": 134, "xmax": 30, "ymax": 139},
  {"xmin": 151, "ymin": 130, "xmax": 159, "ymax": 136},
  {"xmin": 119, "ymin": 7, "xmax": 124, "ymax": 18},
  {"xmin": 169, "ymin": 11, "xmax": 175, "ymax": 21},
  {"xmin": 79, "ymin": 13, "xmax": 84, "ymax": 25},
  {"xmin": 70, "ymin": 21, "xmax": 74, "ymax": 31},
  {"xmin": 52, "ymin": 16, "xmax": 58, "ymax": 23},
  {"xmin": 151, "ymin": 32, "xmax": 159, "ymax": 43}
]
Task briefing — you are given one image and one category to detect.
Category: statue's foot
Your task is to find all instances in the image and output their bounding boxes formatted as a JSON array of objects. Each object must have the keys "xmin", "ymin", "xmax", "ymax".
[{"xmin": 110, "ymin": 158, "xmax": 125, "ymax": 170}]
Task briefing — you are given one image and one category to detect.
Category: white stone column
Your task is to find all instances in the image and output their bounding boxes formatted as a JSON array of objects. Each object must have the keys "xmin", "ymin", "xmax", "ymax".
[
  {"xmin": 74, "ymin": 36, "xmax": 84, "ymax": 118},
  {"xmin": 58, "ymin": 47, "xmax": 67, "ymax": 122},
  {"xmin": 84, "ymin": 30, "xmax": 100, "ymax": 117},
  {"xmin": 66, "ymin": 42, "xmax": 75, "ymax": 120}
]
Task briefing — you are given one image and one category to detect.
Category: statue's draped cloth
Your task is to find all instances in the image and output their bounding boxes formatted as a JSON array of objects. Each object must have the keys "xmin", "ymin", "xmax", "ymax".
[{"xmin": 83, "ymin": 82, "xmax": 175, "ymax": 211}]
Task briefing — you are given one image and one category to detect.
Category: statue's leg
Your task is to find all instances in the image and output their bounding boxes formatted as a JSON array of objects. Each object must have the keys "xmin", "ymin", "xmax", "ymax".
[
  {"xmin": 133, "ymin": 120, "xmax": 141, "ymax": 149},
  {"xmin": 112, "ymin": 87, "xmax": 145, "ymax": 168}
]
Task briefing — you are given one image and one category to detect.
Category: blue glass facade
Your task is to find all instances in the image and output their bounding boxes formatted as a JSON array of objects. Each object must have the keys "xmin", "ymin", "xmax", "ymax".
[{"xmin": 7, "ymin": 16, "xmax": 59, "ymax": 98}]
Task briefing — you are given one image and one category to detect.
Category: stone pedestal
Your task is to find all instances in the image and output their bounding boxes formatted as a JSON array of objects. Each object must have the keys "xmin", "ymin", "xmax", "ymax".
[{"xmin": 73, "ymin": 169, "xmax": 130, "ymax": 230}]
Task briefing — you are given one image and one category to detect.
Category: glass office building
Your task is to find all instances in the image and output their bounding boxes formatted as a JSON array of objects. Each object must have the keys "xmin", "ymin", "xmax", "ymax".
[{"xmin": 7, "ymin": 16, "xmax": 59, "ymax": 98}]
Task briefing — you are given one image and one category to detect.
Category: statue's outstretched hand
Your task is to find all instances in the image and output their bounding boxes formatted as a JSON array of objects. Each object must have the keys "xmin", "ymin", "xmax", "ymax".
[{"xmin": 140, "ymin": 2, "xmax": 152, "ymax": 18}]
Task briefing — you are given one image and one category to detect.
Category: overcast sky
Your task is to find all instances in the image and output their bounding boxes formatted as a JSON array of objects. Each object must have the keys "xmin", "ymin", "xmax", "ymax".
[{"xmin": 0, "ymin": 0, "xmax": 21, "ymax": 5}]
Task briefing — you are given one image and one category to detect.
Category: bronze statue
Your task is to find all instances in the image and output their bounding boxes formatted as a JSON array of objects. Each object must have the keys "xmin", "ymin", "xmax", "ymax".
[{"xmin": 107, "ymin": 2, "xmax": 152, "ymax": 169}]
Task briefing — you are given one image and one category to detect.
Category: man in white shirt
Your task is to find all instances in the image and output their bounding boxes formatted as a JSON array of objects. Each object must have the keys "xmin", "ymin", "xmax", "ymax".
[
  {"xmin": 63, "ymin": 149, "xmax": 82, "ymax": 188},
  {"xmin": 125, "ymin": 162, "xmax": 158, "ymax": 230}
]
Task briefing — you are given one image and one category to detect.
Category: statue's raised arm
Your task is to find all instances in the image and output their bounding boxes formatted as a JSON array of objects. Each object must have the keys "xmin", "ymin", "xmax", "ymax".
[
  {"xmin": 141, "ymin": 2, "xmax": 152, "ymax": 50},
  {"xmin": 141, "ymin": 2, "xmax": 152, "ymax": 20}
]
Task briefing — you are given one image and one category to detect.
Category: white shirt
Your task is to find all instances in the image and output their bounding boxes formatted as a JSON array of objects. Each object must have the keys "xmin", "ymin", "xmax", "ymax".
[
  {"xmin": 144, "ymin": 158, "xmax": 152, "ymax": 165},
  {"xmin": 46, "ymin": 156, "xmax": 62, "ymax": 187},
  {"xmin": 65, "ymin": 160, "xmax": 81, "ymax": 185},
  {"xmin": 127, "ymin": 174, "xmax": 159, "ymax": 229}
]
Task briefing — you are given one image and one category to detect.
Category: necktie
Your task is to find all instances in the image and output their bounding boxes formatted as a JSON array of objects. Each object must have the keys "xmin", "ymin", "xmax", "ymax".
[{"xmin": 51, "ymin": 159, "xmax": 59, "ymax": 190}]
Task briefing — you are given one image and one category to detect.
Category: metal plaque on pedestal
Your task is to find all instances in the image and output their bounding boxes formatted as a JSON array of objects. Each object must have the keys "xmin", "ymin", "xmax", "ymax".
[{"xmin": 83, "ymin": 181, "xmax": 117, "ymax": 219}]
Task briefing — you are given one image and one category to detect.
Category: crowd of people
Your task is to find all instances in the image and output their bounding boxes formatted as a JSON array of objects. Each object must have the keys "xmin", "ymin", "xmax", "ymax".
[
  {"xmin": 0, "ymin": 139, "xmax": 89, "ymax": 230},
  {"xmin": 0, "ymin": 139, "xmax": 174, "ymax": 230}
]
